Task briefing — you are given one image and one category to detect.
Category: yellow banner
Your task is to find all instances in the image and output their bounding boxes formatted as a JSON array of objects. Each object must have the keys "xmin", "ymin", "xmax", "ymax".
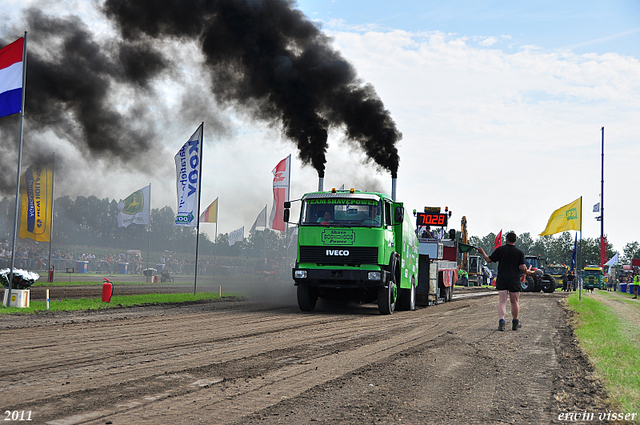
[
  {"xmin": 539, "ymin": 197, "xmax": 581, "ymax": 236},
  {"xmin": 19, "ymin": 164, "xmax": 54, "ymax": 242}
]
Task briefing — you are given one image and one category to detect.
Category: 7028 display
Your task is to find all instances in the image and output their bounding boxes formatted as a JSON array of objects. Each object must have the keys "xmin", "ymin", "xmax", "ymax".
[{"xmin": 416, "ymin": 212, "xmax": 448, "ymax": 227}]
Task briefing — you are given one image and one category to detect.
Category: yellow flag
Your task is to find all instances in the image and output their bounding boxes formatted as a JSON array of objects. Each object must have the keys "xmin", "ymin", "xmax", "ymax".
[
  {"xmin": 19, "ymin": 164, "xmax": 54, "ymax": 242},
  {"xmin": 539, "ymin": 197, "xmax": 581, "ymax": 236}
]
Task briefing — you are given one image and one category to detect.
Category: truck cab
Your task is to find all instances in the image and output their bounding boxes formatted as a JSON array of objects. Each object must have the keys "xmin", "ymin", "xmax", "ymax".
[
  {"xmin": 290, "ymin": 189, "xmax": 418, "ymax": 314},
  {"xmin": 583, "ymin": 266, "xmax": 604, "ymax": 290}
]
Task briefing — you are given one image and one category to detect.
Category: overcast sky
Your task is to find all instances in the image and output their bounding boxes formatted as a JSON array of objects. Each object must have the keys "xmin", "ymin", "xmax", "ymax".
[{"xmin": 1, "ymin": 0, "xmax": 639, "ymax": 253}]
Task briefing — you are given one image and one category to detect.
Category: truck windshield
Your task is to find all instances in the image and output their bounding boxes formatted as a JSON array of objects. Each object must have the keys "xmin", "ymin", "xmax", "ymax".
[
  {"xmin": 583, "ymin": 270, "xmax": 602, "ymax": 277},
  {"xmin": 301, "ymin": 198, "xmax": 383, "ymax": 227}
]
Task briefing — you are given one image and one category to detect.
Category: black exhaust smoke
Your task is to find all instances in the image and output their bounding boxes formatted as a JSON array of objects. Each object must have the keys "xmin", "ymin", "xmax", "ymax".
[
  {"xmin": 103, "ymin": 0, "xmax": 402, "ymax": 176},
  {"xmin": 0, "ymin": 0, "xmax": 401, "ymax": 193},
  {"xmin": 0, "ymin": 10, "xmax": 169, "ymax": 192}
]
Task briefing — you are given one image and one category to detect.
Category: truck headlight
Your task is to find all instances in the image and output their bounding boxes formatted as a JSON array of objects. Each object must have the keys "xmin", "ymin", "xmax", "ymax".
[
  {"xmin": 368, "ymin": 271, "xmax": 382, "ymax": 281},
  {"xmin": 294, "ymin": 270, "xmax": 308, "ymax": 279}
]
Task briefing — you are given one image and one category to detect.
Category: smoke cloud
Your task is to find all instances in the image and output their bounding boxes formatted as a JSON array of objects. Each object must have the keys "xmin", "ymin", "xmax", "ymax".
[
  {"xmin": 0, "ymin": 0, "xmax": 401, "ymax": 196},
  {"xmin": 104, "ymin": 0, "xmax": 401, "ymax": 176}
]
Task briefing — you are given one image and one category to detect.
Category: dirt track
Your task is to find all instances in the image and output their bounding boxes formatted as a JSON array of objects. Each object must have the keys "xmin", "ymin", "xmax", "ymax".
[{"xmin": 1, "ymin": 287, "xmax": 609, "ymax": 425}]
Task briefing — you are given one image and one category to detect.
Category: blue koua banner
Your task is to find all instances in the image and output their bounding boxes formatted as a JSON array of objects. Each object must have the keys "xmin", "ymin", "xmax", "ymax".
[{"xmin": 174, "ymin": 124, "xmax": 203, "ymax": 227}]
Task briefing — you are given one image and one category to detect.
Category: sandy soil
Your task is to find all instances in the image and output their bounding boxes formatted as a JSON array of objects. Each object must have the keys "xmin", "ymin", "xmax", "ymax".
[{"xmin": 0, "ymin": 285, "xmax": 610, "ymax": 425}]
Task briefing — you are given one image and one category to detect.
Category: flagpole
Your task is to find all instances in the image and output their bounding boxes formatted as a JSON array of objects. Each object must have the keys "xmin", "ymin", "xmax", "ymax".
[
  {"xmin": 579, "ymin": 196, "xmax": 583, "ymax": 301},
  {"xmin": 213, "ymin": 199, "xmax": 218, "ymax": 284},
  {"xmin": 284, "ymin": 155, "xmax": 291, "ymax": 275},
  {"xmin": 47, "ymin": 153, "xmax": 56, "ymax": 282},
  {"xmin": 146, "ymin": 183, "xmax": 151, "ymax": 280},
  {"xmin": 600, "ymin": 127, "xmax": 605, "ymax": 270},
  {"xmin": 193, "ymin": 122, "xmax": 204, "ymax": 295},
  {"xmin": 6, "ymin": 32, "xmax": 27, "ymax": 307}
]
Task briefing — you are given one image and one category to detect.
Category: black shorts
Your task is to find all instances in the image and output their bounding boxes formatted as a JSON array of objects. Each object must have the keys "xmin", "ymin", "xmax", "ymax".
[{"xmin": 496, "ymin": 280, "xmax": 521, "ymax": 292}]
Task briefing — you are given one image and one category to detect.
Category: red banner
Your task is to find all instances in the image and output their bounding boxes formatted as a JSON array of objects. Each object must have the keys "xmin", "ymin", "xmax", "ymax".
[{"xmin": 269, "ymin": 155, "xmax": 290, "ymax": 231}]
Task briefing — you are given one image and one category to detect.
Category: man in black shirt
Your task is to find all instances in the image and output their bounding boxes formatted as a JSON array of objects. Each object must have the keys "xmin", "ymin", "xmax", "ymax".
[{"xmin": 478, "ymin": 231, "xmax": 530, "ymax": 331}]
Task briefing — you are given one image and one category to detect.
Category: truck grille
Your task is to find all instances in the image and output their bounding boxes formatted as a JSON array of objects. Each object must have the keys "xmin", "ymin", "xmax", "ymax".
[{"xmin": 299, "ymin": 246, "xmax": 378, "ymax": 266}]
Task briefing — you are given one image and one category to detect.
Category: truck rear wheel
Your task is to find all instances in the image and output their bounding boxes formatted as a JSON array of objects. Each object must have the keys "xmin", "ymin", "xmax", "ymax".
[
  {"xmin": 297, "ymin": 285, "xmax": 318, "ymax": 311},
  {"xmin": 397, "ymin": 278, "xmax": 415, "ymax": 311}
]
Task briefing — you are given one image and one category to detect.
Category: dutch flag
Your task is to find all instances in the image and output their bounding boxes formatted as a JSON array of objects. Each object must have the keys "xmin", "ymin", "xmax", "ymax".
[{"xmin": 0, "ymin": 37, "xmax": 24, "ymax": 118}]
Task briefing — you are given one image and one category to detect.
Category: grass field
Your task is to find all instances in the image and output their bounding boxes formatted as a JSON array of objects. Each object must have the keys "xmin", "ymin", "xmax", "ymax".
[
  {"xmin": 0, "ymin": 292, "xmax": 225, "ymax": 315},
  {"xmin": 567, "ymin": 291, "xmax": 640, "ymax": 415}
]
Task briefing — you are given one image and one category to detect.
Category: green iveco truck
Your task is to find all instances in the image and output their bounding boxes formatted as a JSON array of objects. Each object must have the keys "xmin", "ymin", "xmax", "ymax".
[{"xmin": 285, "ymin": 188, "xmax": 419, "ymax": 315}]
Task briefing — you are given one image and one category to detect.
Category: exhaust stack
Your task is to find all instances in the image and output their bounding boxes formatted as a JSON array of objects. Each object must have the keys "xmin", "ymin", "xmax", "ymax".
[
  {"xmin": 318, "ymin": 176, "xmax": 324, "ymax": 192},
  {"xmin": 391, "ymin": 177, "xmax": 397, "ymax": 201}
]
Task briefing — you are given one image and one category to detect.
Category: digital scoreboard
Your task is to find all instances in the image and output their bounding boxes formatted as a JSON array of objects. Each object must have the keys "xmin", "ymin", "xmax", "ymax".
[{"xmin": 416, "ymin": 212, "xmax": 448, "ymax": 227}]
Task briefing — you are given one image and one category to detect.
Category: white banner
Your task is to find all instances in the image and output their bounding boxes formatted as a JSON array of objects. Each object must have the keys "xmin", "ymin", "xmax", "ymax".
[
  {"xmin": 604, "ymin": 252, "xmax": 619, "ymax": 266},
  {"xmin": 175, "ymin": 124, "xmax": 203, "ymax": 227},
  {"xmin": 229, "ymin": 226, "xmax": 244, "ymax": 246},
  {"xmin": 117, "ymin": 184, "xmax": 150, "ymax": 228},
  {"xmin": 250, "ymin": 205, "xmax": 267, "ymax": 235}
]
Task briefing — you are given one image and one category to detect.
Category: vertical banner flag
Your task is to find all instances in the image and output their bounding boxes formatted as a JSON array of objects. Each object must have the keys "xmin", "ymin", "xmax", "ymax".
[
  {"xmin": 269, "ymin": 155, "xmax": 291, "ymax": 232},
  {"xmin": 117, "ymin": 185, "xmax": 150, "ymax": 227},
  {"xmin": 539, "ymin": 197, "xmax": 582, "ymax": 236},
  {"xmin": 0, "ymin": 37, "xmax": 24, "ymax": 118},
  {"xmin": 250, "ymin": 205, "xmax": 267, "ymax": 235},
  {"xmin": 228, "ymin": 226, "xmax": 244, "ymax": 246},
  {"xmin": 200, "ymin": 198, "xmax": 218, "ymax": 223},
  {"xmin": 175, "ymin": 124, "xmax": 203, "ymax": 227},
  {"xmin": 571, "ymin": 233, "xmax": 577, "ymax": 272},
  {"xmin": 604, "ymin": 252, "xmax": 619, "ymax": 267},
  {"xmin": 19, "ymin": 164, "xmax": 53, "ymax": 242},
  {"xmin": 494, "ymin": 230, "xmax": 502, "ymax": 250}
]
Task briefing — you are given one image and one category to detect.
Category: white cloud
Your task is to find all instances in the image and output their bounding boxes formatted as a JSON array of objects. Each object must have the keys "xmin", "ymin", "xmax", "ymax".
[
  {"xmin": 324, "ymin": 29, "xmax": 640, "ymax": 251},
  {"xmin": 478, "ymin": 36, "xmax": 498, "ymax": 46},
  {"xmin": 4, "ymin": 4, "xmax": 639, "ymax": 253}
]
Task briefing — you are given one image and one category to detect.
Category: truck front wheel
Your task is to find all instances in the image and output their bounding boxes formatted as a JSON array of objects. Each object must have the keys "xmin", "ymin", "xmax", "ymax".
[
  {"xmin": 378, "ymin": 276, "xmax": 397, "ymax": 315},
  {"xmin": 297, "ymin": 285, "xmax": 318, "ymax": 311}
]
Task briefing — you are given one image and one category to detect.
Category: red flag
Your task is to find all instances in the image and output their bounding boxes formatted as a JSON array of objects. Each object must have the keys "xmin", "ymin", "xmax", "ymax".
[
  {"xmin": 494, "ymin": 230, "xmax": 502, "ymax": 249},
  {"xmin": 269, "ymin": 155, "xmax": 291, "ymax": 231}
]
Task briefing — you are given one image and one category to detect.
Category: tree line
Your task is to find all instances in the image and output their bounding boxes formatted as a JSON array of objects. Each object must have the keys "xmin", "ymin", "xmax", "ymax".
[
  {"xmin": 469, "ymin": 231, "xmax": 640, "ymax": 269},
  {"xmin": 1, "ymin": 195, "xmax": 638, "ymax": 269},
  {"xmin": 0, "ymin": 196, "xmax": 294, "ymax": 263}
]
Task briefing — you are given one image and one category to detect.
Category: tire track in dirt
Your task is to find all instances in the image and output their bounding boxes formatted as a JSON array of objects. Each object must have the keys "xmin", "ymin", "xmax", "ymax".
[
  {"xmin": 0, "ymin": 291, "xmax": 603, "ymax": 425},
  {"xmin": 1, "ymin": 298, "xmax": 478, "ymax": 424}
]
